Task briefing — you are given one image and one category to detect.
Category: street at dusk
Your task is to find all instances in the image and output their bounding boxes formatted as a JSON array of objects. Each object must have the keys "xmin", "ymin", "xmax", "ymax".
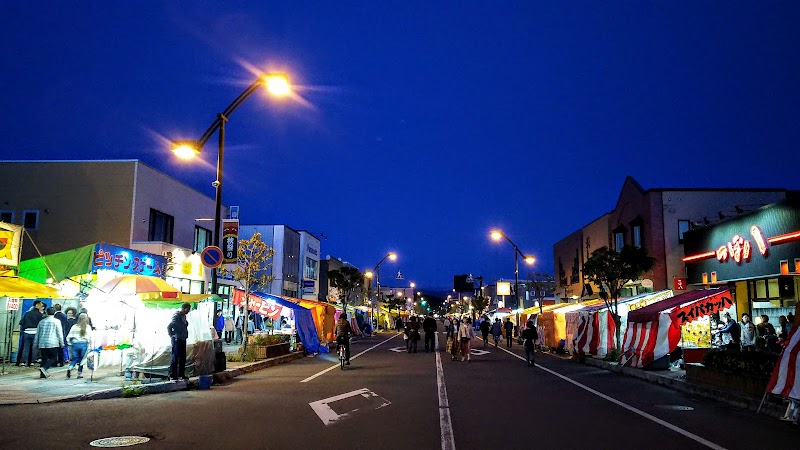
[{"xmin": 2, "ymin": 2, "xmax": 800, "ymax": 450}]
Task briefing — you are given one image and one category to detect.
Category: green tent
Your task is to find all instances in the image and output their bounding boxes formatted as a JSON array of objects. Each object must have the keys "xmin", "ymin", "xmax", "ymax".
[{"xmin": 18, "ymin": 243, "xmax": 96, "ymax": 284}]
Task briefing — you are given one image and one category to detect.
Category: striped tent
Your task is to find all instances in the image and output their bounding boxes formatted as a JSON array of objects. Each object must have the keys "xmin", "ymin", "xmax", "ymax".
[
  {"xmin": 766, "ymin": 326, "xmax": 800, "ymax": 399},
  {"xmin": 573, "ymin": 309, "xmax": 616, "ymax": 358},
  {"xmin": 619, "ymin": 289, "xmax": 732, "ymax": 368}
]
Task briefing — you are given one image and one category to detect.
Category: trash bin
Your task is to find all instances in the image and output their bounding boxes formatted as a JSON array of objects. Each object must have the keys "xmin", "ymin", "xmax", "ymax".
[
  {"xmin": 199, "ymin": 374, "xmax": 212, "ymax": 390},
  {"xmin": 214, "ymin": 351, "xmax": 226, "ymax": 373}
]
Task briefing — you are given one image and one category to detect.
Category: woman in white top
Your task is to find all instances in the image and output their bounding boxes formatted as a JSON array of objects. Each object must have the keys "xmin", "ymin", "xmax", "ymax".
[
  {"xmin": 66, "ymin": 313, "xmax": 92, "ymax": 379},
  {"xmin": 458, "ymin": 317, "xmax": 476, "ymax": 362}
]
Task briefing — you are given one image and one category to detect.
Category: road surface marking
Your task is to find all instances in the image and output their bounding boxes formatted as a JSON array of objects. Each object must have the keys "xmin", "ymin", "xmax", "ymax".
[
  {"xmin": 309, "ymin": 388, "xmax": 391, "ymax": 426},
  {"xmin": 435, "ymin": 332, "xmax": 456, "ymax": 450},
  {"xmin": 300, "ymin": 333, "xmax": 402, "ymax": 383},
  {"xmin": 389, "ymin": 346, "xmax": 407, "ymax": 353},
  {"xmin": 494, "ymin": 345, "xmax": 726, "ymax": 450},
  {"xmin": 469, "ymin": 349, "xmax": 490, "ymax": 356}
]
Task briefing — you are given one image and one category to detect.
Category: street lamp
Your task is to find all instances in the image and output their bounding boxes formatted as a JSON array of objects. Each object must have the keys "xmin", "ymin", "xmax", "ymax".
[
  {"xmin": 171, "ymin": 73, "xmax": 291, "ymax": 297},
  {"xmin": 371, "ymin": 252, "xmax": 397, "ymax": 327},
  {"xmin": 490, "ymin": 229, "xmax": 535, "ymax": 326}
]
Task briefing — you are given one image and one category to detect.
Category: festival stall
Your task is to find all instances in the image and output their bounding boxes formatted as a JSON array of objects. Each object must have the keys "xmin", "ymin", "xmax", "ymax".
[
  {"xmin": 765, "ymin": 308, "xmax": 800, "ymax": 414},
  {"xmin": 570, "ymin": 290, "xmax": 674, "ymax": 357},
  {"xmin": 532, "ymin": 301, "xmax": 606, "ymax": 351},
  {"xmin": 231, "ymin": 289, "xmax": 322, "ymax": 354},
  {"xmin": 619, "ymin": 288, "xmax": 734, "ymax": 369},
  {"xmin": 83, "ymin": 274, "xmax": 215, "ymax": 378}
]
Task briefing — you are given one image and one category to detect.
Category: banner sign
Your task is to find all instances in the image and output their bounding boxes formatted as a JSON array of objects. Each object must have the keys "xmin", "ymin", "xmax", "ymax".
[
  {"xmin": 92, "ymin": 244, "xmax": 166, "ymax": 277},
  {"xmin": 497, "ymin": 281, "xmax": 511, "ymax": 296},
  {"xmin": 669, "ymin": 291, "xmax": 733, "ymax": 326},
  {"xmin": 6, "ymin": 297, "xmax": 19, "ymax": 311},
  {"xmin": 0, "ymin": 221, "xmax": 22, "ymax": 268},
  {"xmin": 231, "ymin": 289, "xmax": 287, "ymax": 320},
  {"xmin": 222, "ymin": 220, "xmax": 239, "ymax": 264}
]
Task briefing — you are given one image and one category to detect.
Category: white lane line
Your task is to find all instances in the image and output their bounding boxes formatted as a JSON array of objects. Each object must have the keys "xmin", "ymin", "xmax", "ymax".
[
  {"xmin": 494, "ymin": 345, "xmax": 726, "ymax": 450},
  {"xmin": 300, "ymin": 333, "xmax": 402, "ymax": 383},
  {"xmin": 435, "ymin": 332, "xmax": 456, "ymax": 450}
]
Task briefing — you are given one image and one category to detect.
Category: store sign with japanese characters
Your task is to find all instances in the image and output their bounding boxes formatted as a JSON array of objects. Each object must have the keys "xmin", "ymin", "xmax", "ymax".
[
  {"xmin": 670, "ymin": 291, "xmax": 733, "ymax": 326},
  {"xmin": 92, "ymin": 244, "xmax": 166, "ymax": 277}
]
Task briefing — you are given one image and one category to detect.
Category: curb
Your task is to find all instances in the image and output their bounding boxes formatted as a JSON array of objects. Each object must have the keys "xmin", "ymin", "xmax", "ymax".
[
  {"xmin": 43, "ymin": 351, "xmax": 307, "ymax": 404},
  {"xmin": 582, "ymin": 357, "xmax": 787, "ymax": 419}
]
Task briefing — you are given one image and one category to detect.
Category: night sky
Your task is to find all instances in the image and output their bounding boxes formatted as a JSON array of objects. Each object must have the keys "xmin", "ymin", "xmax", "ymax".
[{"xmin": 3, "ymin": 2, "xmax": 799, "ymax": 292}]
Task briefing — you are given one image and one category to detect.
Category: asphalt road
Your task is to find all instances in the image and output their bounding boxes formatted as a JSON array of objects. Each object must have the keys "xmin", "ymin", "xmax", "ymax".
[{"xmin": 1, "ymin": 331, "xmax": 797, "ymax": 450}]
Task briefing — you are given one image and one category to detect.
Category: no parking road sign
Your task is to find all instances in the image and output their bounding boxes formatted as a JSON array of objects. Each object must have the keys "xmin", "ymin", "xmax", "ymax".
[{"xmin": 201, "ymin": 246, "xmax": 224, "ymax": 268}]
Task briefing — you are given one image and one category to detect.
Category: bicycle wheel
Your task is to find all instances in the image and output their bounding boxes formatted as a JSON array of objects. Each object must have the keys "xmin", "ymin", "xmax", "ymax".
[{"xmin": 340, "ymin": 349, "xmax": 346, "ymax": 370}]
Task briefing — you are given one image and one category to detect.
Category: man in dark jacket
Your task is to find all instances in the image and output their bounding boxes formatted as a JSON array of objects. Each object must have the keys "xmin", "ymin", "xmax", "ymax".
[
  {"xmin": 17, "ymin": 300, "xmax": 45, "ymax": 366},
  {"xmin": 504, "ymin": 318, "xmax": 514, "ymax": 348},
  {"xmin": 422, "ymin": 314, "xmax": 437, "ymax": 353},
  {"xmin": 167, "ymin": 303, "xmax": 191, "ymax": 381},
  {"xmin": 479, "ymin": 317, "xmax": 491, "ymax": 348},
  {"xmin": 53, "ymin": 304, "xmax": 68, "ymax": 366}
]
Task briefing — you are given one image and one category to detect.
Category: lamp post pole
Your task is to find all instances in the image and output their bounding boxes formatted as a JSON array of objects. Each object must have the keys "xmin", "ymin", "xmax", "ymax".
[
  {"xmin": 371, "ymin": 252, "xmax": 397, "ymax": 328},
  {"xmin": 491, "ymin": 230, "xmax": 535, "ymax": 328},
  {"xmin": 171, "ymin": 73, "xmax": 291, "ymax": 299}
]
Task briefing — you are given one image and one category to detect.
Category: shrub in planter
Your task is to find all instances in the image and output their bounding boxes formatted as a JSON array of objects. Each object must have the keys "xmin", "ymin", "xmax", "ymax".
[{"xmin": 702, "ymin": 349, "xmax": 779, "ymax": 377}]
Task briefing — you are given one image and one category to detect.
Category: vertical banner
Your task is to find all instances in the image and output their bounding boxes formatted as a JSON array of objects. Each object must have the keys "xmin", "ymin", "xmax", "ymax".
[
  {"xmin": 0, "ymin": 222, "xmax": 23, "ymax": 268},
  {"xmin": 222, "ymin": 220, "xmax": 239, "ymax": 265}
]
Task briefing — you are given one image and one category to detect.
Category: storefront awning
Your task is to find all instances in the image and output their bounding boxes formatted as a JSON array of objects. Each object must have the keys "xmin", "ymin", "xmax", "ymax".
[
  {"xmin": 0, "ymin": 276, "xmax": 65, "ymax": 298},
  {"xmin": 18, "ymin": 243, "xmax": 96, "ymax": 284}
]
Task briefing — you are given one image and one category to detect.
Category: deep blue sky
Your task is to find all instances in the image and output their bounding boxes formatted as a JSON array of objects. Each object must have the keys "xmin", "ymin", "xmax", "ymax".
[{"xmin": 3, "ymin": 2, "xmax": 800, "ymax": 291}]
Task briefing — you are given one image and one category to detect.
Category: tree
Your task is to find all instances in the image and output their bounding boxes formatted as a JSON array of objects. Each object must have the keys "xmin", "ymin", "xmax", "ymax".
[
  {"xmin": 583, "ymin": 245, "xmax": 655, "ymax": 351},
  {"xmin": 528, "ymin": 272, "xmax": 555, "ymax": 314},
  {"xmin": 385, "ymin": 294, "xmax": 406, "ymax": 320},
  {"xmin": 328, "ymin": 266, "xmax": 364, "ymax": 318},
  {"xmin": 217, "ymin": 232, "xmax": 274, "ymax": 360},
  {"xmin": 470, "ymin": 295, "xmax": 489, "ymax": 318}
]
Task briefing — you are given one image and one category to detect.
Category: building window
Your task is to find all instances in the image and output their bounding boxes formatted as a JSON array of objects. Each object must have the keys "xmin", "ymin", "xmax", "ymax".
[
  {"xmin": 305, "ymin": 257, "xmax": 318, "ymax": 280},
  {"xmin": 0, "ymin": 211, "xmax": 13, "ymax": 223},
  {"xmin": 678, "ymin": 220, "xmax": 690, "ymax": 244},
  {"xmin": 194, "ymin": 226, "xmax": 212, "ymax": 252},
  {"xmin": 632, "ymin": 226, "xmax": 642, "ymax": 248},
  {"xmin": 22, "ymin": 210, "xmax": 39, "ymax": 230},
  {"xmin": 613, "ymin": 227, "xmax": 625, "ymax": 251},
  {"xmin": 148, "ymin": 209, "xmax": 174, "ymax": 243}
]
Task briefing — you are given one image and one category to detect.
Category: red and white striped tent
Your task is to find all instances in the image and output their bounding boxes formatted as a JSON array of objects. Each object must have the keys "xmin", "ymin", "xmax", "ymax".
[
  {"xmin": 766, "ymin": 326, "xmax": 800, "ymax": 400},
  {"xmin": 573, "ymin": 308, "xmax": 616, "ymax": 358},
  {"xmin": 619, "ymin": 289, "xmax": 733, "ymax": 368},
  {"xmin": 571, "ymin": 290, "xmax": 674, "ymax": 358}
]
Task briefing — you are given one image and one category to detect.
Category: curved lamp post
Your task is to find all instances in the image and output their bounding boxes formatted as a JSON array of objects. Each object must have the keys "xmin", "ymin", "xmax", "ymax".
[
  {"xmin": 491, "ymin": 230, "xmax": 535, "ymax": 325},
  {"xmin": 370, "ymin": 252, "xmax": 397, "ymax": 326},
  {"xmin": 171, "ymin": 73, "xmax": 291, "ymax": 296}
]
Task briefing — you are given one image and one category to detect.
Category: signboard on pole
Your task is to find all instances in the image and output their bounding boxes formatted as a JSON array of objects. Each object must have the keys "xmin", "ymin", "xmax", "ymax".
[
  {"xmin": 222, "ymin": 220, "xmax": 239, "ymax": 264},
  {"xmin": 496, "ymin": 281, "xmax": 511, "ymax": 296}
]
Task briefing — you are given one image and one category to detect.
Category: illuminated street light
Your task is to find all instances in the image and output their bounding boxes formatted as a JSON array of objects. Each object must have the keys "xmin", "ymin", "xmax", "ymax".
[
  {"xmin": 489, "ymin": 229, "xmax": 536, "ymax": 325},
  {"xmin": 171, "ymin": 72, "xmax": 292, "ymax": 296}
]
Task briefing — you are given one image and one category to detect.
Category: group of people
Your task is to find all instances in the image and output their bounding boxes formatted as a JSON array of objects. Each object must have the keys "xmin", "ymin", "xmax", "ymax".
[
  {"xmin": 399, "ymin": 314, "xmax": 439, "ymax": 353},
  {"xmin": 716, "ymin": 311, "xmax": 795, "ymax": 352},
  {"xmin": 440, "ymin": 315, "xmax": 538, "ymax": 366},
  {"xmin": 16, "ymin": 300, "xmax": 94, "ymax": 379}
]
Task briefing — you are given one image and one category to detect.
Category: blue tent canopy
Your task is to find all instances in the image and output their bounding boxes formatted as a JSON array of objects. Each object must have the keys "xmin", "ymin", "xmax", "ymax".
[{"xmin": 259, "ymin": 293, "xmax": 322, "ymax": 354}]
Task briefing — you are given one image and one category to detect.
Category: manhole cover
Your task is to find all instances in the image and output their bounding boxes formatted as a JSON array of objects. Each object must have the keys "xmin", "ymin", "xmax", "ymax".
[
  {"xmin": 654, "ymin": 405, "xmax": 694, "ymax": 411},
  {"xmin": 89, "ymin": 436, "xmax": 151, "ymax": 447}
]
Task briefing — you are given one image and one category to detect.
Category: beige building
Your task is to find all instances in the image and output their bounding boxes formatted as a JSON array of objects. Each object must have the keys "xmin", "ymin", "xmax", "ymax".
[{"xmin": 0, "ymin": 160, "xmax": 229, "ymax": 295}]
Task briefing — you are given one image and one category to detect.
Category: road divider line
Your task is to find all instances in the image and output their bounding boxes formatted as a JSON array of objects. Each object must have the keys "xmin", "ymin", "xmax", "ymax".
[
  {"xmin": 494, "ymin": 345, "xmax": 726, "ymax": 450},
  {"xmin": 435, "ymin": 332, "xmax": 456, "ymax": 450},
  {"xmin": 300, "ymin": 333, "xmax": 402, "ymax": 383}
]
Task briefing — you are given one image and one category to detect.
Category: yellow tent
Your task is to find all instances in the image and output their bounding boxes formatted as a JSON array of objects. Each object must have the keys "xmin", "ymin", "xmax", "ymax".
[
  {"xmin": 0, "ymin": 276, "xmax": 64, "ymax": 298},
  {"xmin": 529, "ymin": 300, "xmax": 607, "ymax": 349}
]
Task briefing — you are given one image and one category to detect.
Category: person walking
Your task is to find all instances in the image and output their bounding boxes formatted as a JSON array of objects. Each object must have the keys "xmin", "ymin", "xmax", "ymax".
[
  {"xmin": 66, "ymin": 313, "xmax": 92, "ymax": 379},
  {"xmin": 234, "ymin": 309, "xmax": 244, "ymax": 344},
  {"xmin": 521, "ymin": 320, "xmax": 539, "ymax": 367},
  {"xmin": 214, "ymin": 310, "xmax": 225, "ymax": 340},
  {"xmin": 479, "ymin": 317, "xmax": 491, "ymax": 348},
  {"xmin": 504, "ymin": 318, "xmax": 514, "ymax": 348},
  {"xmin": 422, "ymin": 314, "xmax": 437, "ymax": 353},
  {"xmin": 224, "ymin": 315, "xmax": 235, "ymax": 344},
  {"xmin": 167, "ymin": 302, "xmax": 191, "ymax": 381},
  {"xmin": 33, "ymin": 307, "xmax": 64, "ymax": 378},
  {"xmin": 53, "ymin": 304, "xmax": 68, "ymax": 366},
  {"xmin": 491, "ymin": 318, "xmax": 502, "ymax": 347},
  {"xmin": 405, "ymin": 316, "xmax": 421, "ymax": 353},
  {"xmin": 16, "ymin": 300, "xmax": 45, "ymax": 367},
  {"xmin": 458, "ymin": 317, "xmax": 476, "ymax": 362}
]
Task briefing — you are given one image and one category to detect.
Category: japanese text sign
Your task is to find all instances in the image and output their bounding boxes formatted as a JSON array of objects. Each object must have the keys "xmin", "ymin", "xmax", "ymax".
[
  {"xmin": 92, "ymin": 244, "xmax": 166, "ymax": 277},
  {"xmin": 670, "ymin": 291, "xmax": 733, "ymax": 326},
  {"xmin": 223, "ymin": 220, "xmax": 239, "ymax": 265},
  {"xmin": 6, "ymin": 297, "xmax": 19, "ymax": 311}
]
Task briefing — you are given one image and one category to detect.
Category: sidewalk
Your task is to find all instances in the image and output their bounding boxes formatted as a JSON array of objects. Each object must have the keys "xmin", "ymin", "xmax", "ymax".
[
  {"xmin": 577, "ymin": 354, "xmax": 788, "ymax": 420},
  {"xmin": 0, "ymin": 350, "xmax": 305, "ymax": 406}
]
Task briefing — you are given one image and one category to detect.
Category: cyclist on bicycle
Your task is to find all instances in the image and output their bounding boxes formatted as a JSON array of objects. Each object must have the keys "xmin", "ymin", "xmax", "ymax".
[{"xmin": 335, "ymin": 315, "xmax": 352, "ymax": 365}]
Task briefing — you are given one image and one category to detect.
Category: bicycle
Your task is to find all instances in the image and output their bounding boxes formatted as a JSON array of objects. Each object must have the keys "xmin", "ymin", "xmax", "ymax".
[{"xmin": 338, "ymin": 340, "xmax": 349, "ymax": 370}]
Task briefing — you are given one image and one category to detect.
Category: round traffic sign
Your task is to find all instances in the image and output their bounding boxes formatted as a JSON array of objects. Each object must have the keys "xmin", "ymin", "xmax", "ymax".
[{"xmin": 201, "ymin": 246, "xmax": 224, "ymax": 268}]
